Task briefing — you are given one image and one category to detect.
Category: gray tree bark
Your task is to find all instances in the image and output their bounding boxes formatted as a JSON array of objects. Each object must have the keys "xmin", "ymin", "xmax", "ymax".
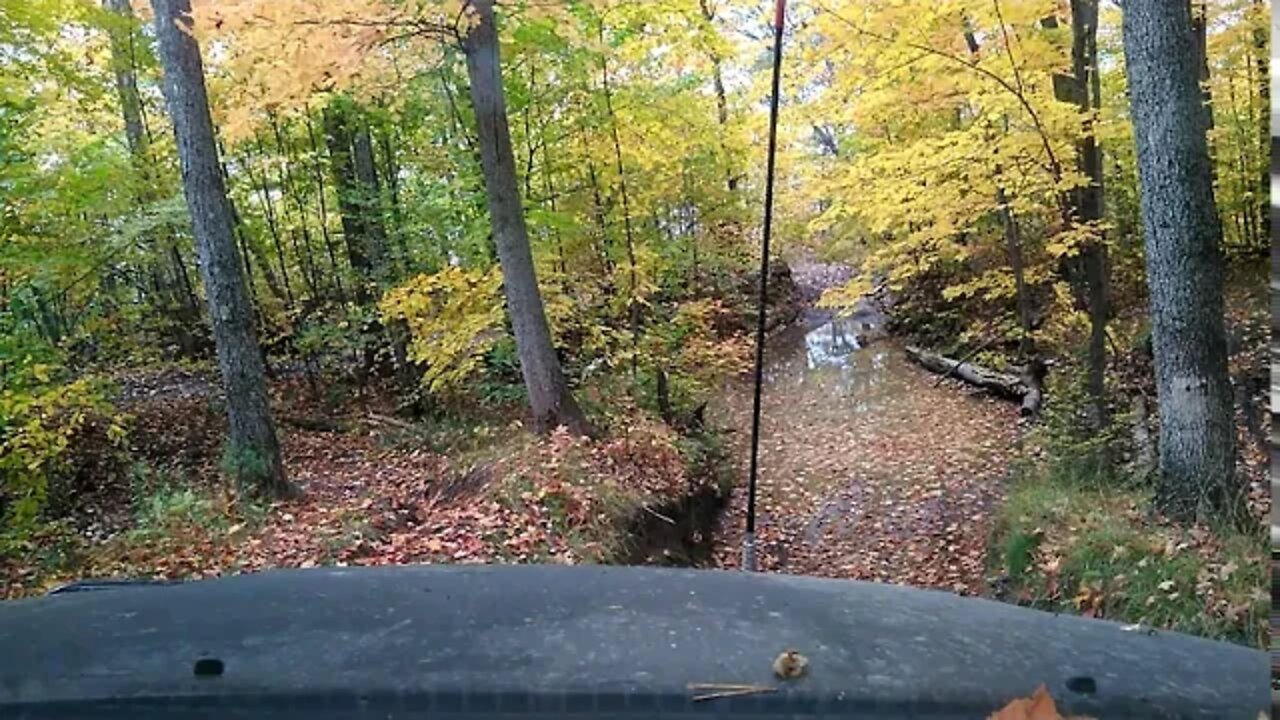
[
  {"xmin": 152, "ymin": 0, "xmax": 296, "ymax": 498},
  {"xmin": 462, "ymin": 0, "xmax": 590, "ymax": 436},
  {"xmin": 1121, "ymin": 0, "xmax": 1239, "ymax": 524}
]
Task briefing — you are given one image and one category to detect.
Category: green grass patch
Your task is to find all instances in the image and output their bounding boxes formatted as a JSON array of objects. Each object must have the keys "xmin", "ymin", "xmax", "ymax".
[
  {"xmin": 990, "ymin": 468, "xmax": 1268, "ymax": 648},
  {"xmin": 125, "ymin": 463, "xmax": 241, "ymax": 544}
]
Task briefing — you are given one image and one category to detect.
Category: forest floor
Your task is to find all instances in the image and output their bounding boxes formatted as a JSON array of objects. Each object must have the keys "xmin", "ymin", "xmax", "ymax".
[
  {"xmin": 2, "ymin": 365, "xmax": 721, "ymax": 595},
  {"xmin": 705, "ymin": 259, "xmax": 1269, "ymax": 647},
  {"xmin": 3, "ymin": 259, "xmax": 1268, "ymax": 651},
  {"xmin": 708, "ymin": 258, "xmax": 1022, "ymax": 594},
  {"xmin": 5, "ymin": 255, "xmax": 1029, "ymax": 597}
]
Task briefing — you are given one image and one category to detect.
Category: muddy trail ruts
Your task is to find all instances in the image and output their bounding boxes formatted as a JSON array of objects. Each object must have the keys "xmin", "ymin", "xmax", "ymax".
[{"xmin": 708, "ymin": 298, "xmax": 1021, "ymax": 595}]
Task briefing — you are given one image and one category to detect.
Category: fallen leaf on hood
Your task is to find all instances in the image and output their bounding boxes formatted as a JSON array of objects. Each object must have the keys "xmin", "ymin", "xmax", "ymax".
[{"xmin": 987, "ymin": 684, "xmax": 1095, "ymax": 720}]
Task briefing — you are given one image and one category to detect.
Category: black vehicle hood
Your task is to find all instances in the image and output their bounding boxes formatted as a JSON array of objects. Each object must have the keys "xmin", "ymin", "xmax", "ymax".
[{"xmin": 0, "ymin": 565, "xmax": 1268, "ymax": 718}]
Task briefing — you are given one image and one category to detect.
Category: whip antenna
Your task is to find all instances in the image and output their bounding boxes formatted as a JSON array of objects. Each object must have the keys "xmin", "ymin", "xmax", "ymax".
[{"xmin": 743, "ymin": 0, "xmax": 788, "ymax": 572}]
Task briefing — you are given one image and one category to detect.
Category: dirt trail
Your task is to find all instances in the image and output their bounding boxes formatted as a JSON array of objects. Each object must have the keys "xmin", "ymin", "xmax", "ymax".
[{"xmin": 709, "ymin": 263, "xmax": 1021, "ymax": 594}]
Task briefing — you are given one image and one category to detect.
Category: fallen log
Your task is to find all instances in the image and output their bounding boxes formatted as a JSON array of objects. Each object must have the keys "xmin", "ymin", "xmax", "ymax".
[
  {"xmin": 1018, "ymin": 358, "xmax": 1046, "ymax": 418},
  {"xmin": 904, "ymin": 345, "xmax": 1042, "ymax": 416}
]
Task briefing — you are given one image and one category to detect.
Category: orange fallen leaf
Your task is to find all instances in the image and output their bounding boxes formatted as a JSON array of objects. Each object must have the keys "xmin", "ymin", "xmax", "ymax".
[{"xmin": 987, "ymin": 684, "xmax": 1095, "ymax": 720}]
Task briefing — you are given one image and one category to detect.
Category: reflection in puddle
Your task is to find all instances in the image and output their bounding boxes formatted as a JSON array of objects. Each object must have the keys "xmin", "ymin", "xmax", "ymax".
[
  {"xmin": 762, "ymin": 315, "xmax": 910, "ymax": 415},
  {"xmin": 715, "ymin": 311, "xmax": 919, "ymax": 426},
  {"xmin": 805, "ymin": 317, "xmax": 869, "ymax": 368}
]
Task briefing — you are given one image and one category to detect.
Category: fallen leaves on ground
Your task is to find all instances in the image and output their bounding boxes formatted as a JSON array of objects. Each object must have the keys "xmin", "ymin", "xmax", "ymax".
[
  {"xmin": 709, "ymin": 327, "xmax": 1020, "ymax": 594},
  {"xmin": 1, "ymin": 376, "xmax": 701, "ymax": 596}
]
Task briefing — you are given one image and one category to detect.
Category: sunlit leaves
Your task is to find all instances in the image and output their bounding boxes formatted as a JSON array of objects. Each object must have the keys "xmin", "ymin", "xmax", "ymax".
[
  {"xmin": 791, "ymin": 0, "xmax": 1102, "ymax": 356},
  {"xmin": 183, "ymin": 0, "xmax": 466, "ymax": 140}
]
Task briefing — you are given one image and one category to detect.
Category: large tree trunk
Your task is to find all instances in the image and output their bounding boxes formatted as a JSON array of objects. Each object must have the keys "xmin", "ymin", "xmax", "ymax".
[
  {"xmin": 152, "ymin": 0, "xmax": 295, "ymax": 498},
  {"xmin": 462, "ymin": 0, "xmax": 590, "ymax": 436},
  {"xmin": 1121, "ymin": 0, "xmax": 1239, "ymax": 524}
]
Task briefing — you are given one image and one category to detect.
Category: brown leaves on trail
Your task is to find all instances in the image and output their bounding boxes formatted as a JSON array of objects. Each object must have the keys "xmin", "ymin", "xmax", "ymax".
[
  {"xmin": 710, "ymin": 333, "xmax": 1019, "ymax": 594},
  {"xmin": 988, "ymin": 685, "xmax": 1095, "ymax": 720}
]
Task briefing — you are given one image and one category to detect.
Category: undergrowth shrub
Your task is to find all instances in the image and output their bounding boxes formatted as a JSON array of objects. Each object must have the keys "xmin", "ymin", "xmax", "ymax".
[
  {"xmin": 1, "ymin": 342, "xmax": 126, "ymax": 551},
  {"xmin": 379, "ymin": 266, "xmax": 505, "ymax": 395}
]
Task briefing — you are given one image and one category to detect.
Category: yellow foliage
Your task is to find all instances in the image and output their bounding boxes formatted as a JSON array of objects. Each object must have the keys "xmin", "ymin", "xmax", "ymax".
[
  {"xmin": 666, "ymin": 299, "xmax": 752, "ymax": 384},
  {"xmin": 1, "ymin": 372, "xmax": 125, "ymax": 545},
  {"xmin": 817, "ymin": 276, "xmax": 875, "ymax": 313},
  {"xmin": 379, "ymin": 266, "xmax": 505, "ymax": 393}
]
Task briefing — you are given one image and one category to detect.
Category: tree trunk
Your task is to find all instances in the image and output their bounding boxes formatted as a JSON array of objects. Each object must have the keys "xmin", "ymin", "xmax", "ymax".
[
  {"xmin": 105, "ymin": 0, "xmax": 202, "ymax": 354},
  {"xmin": 378, "ymin": 119, "xmax": 410, "ymax": 273},
  {"xmin": 324, "ymin": 104, "xmax": 374, "ymax": 302},
  {"xmin": 304, "ymin": 109, "xmax": 346, "ymax": 301},
  {"xmin": 462, "ymin": 0, "xmax": 590, "ymax": 436},
  {"xmin": 351, "ymin": 121, "xmax": 391, "ymax": 281},
  {"xmin": 104, "ymin": 0, "xmax": 147, "ymax": 161},
  {"xmin": 1121, "ymin": 0, "xmax": 1239, "ymax": 524},
  {"xmin": 698, "ymin": 0, "xmax": 736, "ymax": 192},
  {"xmin": 271, "ymin": 115, "xmax": 320, "ymax": 301},
  {"xmin": 534, "ymin": 75, "xmax": 567, "ymax": 277},
  {"xmin": 597, "ymin": 29, "xmax": 641, "ymax": 381},
  {"xmin": 578, "ymin": 123, "xmax": 613, "ymax": 276},
  {"xmin": 1252, "ymin": 0, "xmax": 1269, "ymax": 243},
  {"xmin": 1190, "ymin": 3, "xmax": 1217, "ymax": 136},
  {"xmin": 995, "ymin": 178, "xmax": 1033, "ymax": 359},
  {"xmin": 1066, "ymin": 0, "xmax": 1110, "ymax": 438},
  {"xmin": 904, "ymin": 345, "xmax": 1039, "ymax": 415},
  {"xmin": 152, "ymin": 0, "xmax": 295, "ymax": 498},
  {"xmin": 244, "ymin": 141, "xmax": 294, "ymax": 307},
  {"xmin": 215, "ymin": 136, "xmax": 268, "ymax": 304}
]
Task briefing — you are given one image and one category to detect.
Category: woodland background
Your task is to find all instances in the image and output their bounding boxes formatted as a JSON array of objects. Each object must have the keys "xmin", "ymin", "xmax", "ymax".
[{"xmin": 0, "ymin": 0, "xmax": 1271, "ymax": 649}]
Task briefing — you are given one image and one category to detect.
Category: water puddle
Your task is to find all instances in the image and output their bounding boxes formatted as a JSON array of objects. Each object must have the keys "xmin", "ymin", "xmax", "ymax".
[{"xmin": 757, "ymin": 310, "xmax": 919, "ymax": 419}]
